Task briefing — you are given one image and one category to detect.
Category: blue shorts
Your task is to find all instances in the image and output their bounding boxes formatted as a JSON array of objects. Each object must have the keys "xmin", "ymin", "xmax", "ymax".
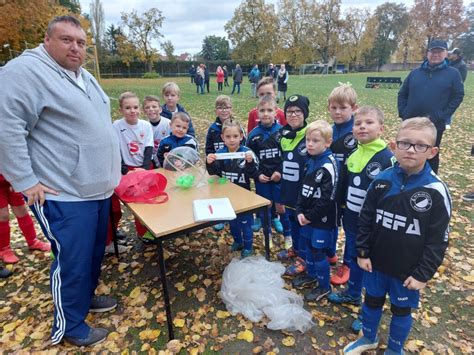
[
  {"xmin": 255, "ymin": 181, "xmax": 281, "ymax": 204},
  {"xmin": 363, "ymin": 270, "xmax": 420, "ymax": 309},
  {"xmin": 301, "ymin": 225, "xmax": 335, "ymax": 250}
]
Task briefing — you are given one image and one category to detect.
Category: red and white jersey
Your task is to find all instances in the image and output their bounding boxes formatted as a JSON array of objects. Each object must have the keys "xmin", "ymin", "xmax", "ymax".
[
  {"xmin": 151, "ymin": 116, "xmax": 171, "ymax": 156},
  {"xmin": 113, "ymin": 118, "xmax": 154, "ymax": 167}
]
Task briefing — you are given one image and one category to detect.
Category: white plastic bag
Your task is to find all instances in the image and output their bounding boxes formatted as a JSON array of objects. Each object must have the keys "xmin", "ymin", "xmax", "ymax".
[{"xmin": 220, "ymin": 256, "xmax": 314, "ymax": 332}]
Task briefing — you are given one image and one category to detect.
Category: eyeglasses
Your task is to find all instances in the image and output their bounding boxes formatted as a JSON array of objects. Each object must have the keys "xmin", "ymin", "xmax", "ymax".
[
  {"xmin": 217, "ymin": 106, "xmax": 232, "ymax": 111},
  {"xmin": 396, "ymin": 141, "xmax": 432, "ymax": 153},
  {"xmin": 286, "ymin": 109, "xmax": 303, "ymax": 116}
]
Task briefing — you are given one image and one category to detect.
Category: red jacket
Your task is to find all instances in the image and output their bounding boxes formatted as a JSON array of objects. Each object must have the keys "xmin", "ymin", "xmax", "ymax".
[
  {"xmin": 216, "ymin": 69, "xmax": 224, "ymax": 83},
  {"xmin": 247, "ymin": 107, "xmax": 287, "ymax": 133}
]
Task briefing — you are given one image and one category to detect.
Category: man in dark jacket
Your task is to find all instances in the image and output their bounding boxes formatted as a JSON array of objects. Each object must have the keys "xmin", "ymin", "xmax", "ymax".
[
  {"xmin": 231, "ymin": 64, "xmax": 243, "ymax": 94},
  {"xmin": 266, "ymin": 63, "xmax": 277, "ymax": 80},
  {"xmin": 448, "ymin": 48, "xmax": 467, "ymax": 82},
  {"xmin": 397, "ymin": 39, "xmax": 464, "ymax": 173}
]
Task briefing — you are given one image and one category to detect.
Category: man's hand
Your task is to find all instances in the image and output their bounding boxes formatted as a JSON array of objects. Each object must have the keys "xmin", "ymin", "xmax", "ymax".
[
  {"xmin": 403, "ymin": 276, "xmax": 426, "ymax": 290},
  {"xmin": 357, "ymin": 257, "xmax": 372, "ymax": 272},
  {"xmin": 23, "ymin": 183, "xmax": 58, "ymax": 206}
]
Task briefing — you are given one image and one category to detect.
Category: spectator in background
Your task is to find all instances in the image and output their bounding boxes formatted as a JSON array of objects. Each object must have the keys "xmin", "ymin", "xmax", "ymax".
[
  {"xmin": 446, "ymin": 48, "xmax": 468, "ymax": 129},
  {"xmin": 231, "ymin": 64, "xmax": 243, "ymax": 95},
  {"xmin": 277, "ymin": 64, "xmax": 289, "ymax": 103},
  {"xmin": 398, "ymin": 39, "xmax": 464, "ymax": 174},
  {"xmin": 223, "ymin": 65, "xmax": 229, "ymax": 87},
  {"xmin": 195, "ymin": 64, "xmax": 204, "ymax": 94},
  {"xmin": 204, "ymin": 64, "xmax": 210, "ymax": 93},
  {"xmin": 266, "ymin": 63, "xmax": 277, "ymax": 81},
  {"xmin": 216, "ymin": 65, "xmax": 224, "ymax": 92},
  {"xmin": 249, "ymin": 64, "xmax": 261, "ymax": 98},
  {"xmin": 189, "ymin": 64, "xmax": 196, "ymax": 84}
]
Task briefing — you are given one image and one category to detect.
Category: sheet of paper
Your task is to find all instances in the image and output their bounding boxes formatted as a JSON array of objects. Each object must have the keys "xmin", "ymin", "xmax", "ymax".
[
  {"xmin": 193, "ymin": 198, "xmax": 237, "ymax": 222},
  {"xmin": 214, "ymin": 152, "xmax": 246, "ymax": 160}
]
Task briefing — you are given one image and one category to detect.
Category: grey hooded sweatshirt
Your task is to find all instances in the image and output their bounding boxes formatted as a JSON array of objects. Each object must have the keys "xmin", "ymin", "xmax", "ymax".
[{"xmin": 0, "ymin": 45, "xmax": 121, "ymax": 201}]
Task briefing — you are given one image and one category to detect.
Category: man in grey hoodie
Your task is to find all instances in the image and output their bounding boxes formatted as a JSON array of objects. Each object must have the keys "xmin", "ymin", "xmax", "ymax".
[{"xmin": 0, "ymin": 16, "xmax": 121, "ymax": 347}]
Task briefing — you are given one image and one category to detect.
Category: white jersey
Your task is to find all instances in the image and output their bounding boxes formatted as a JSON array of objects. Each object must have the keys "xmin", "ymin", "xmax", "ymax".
[
  {"xmin": 113, "ymin": 118, "xmax": 154, "ymax": 167},
  {"xmin": 150, "ymin": 116, "xmax": 171, "ymax": 164}
]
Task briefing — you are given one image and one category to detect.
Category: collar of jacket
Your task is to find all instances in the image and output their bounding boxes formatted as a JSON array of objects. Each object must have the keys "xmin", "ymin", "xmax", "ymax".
[
  {"xmin": 347, "ymin": 138, "xmax": 387, "ymax": 173},
  {"xmin": 421, "ymin": 59, "xmax": 448, "ymax": 72}
]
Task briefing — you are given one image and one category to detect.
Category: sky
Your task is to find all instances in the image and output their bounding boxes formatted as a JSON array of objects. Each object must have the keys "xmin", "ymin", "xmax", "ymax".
[{"xmin": 78, "ymin": 0, "xmax": 440, "ymax": 56}]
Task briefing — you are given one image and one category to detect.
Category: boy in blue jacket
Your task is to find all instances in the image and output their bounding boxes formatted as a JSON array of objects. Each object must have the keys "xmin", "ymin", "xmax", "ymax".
[
  {"xmin": 160, "ymin": 82, "xmax": 196, "ymax": 137},
  {"xmin": 344, "ymin": 117, "xmax": 450, "ymax": 355}
]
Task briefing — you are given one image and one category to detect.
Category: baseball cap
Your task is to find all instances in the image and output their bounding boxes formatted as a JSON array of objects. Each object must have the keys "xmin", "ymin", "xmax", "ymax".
[
  {"xmin": 449, "ymin": 48, "xmax": 462, "ymax": 55},
  {"xmin": 428, "ymin": 39, "xmax": 448, "ymax": 51}
]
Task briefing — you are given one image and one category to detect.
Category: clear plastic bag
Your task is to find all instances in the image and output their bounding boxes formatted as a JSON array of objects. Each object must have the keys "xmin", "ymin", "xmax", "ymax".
[{"xmin": 220, "ymin": 256, "xmax": 314, "ymax": 332}]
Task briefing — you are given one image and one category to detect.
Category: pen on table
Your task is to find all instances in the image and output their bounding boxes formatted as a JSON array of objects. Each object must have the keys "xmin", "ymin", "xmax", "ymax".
[{"xmin": 208, "ymin": 204, "xmax": 213, "ymax": 214}]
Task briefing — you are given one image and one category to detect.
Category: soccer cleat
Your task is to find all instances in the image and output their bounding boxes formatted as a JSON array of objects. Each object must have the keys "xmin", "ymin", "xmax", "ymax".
[
  {"xmin": 213, "ymin": 223, "xmax": 225, "ymax": 231},
  {"xmin": 330, "ymin": 264, "xmax": 350, "ymax": 285},
  {"xmin": 231, "ymin": 242, "xmax": 244, "ymax": 252},
  {"xmin": 343, "ymin": 336, "xmax": 379, "ymax": 354},
  {"xmin": 251, "ymin": 217, "xmax": 262, "ymax": 232},
  {"xmin": 0, "ymin": 267, "xmax": 12, "ymax": 278},
  {"xmin": 272, "ymin": 218, "xmax": 283, "ymax": 233},
  {"xmin": 292, "ymin": 274, "xmax": 318, "ymax": 289},
  {"xmin": 304, "ymin": 286, "xmax": 331, "ymax": 302},
  {"xmin": 28, "ymin": 239, "xmax": 51, "ymax": 252},
  {"xmin": 277, "ymin": 247, "xmax": 297, "ymax": 261},
  {"xmin": 284, "ymin": 236, "xmax": 293, "ymax": 250},
  {"xmin": 0, "ymin": 248, "xmax": 19, "ymax": 264},
  {"xmin": 241, "ymin": 249, "xmax": 254, "ymax": 258},
  {"xmin": 328, "ymin": 291, "xmax": 362, "ymax": 305},
  {"xmin": 351, "ymin": 316, "xmax": 363, "ymax": 333},
  {"xmin": 64, "ymin": 327, "xmax": 109, "ymax": 347},
  {"xmin": 284, "ymin": 257, "xmax": 306, "ymax": 276},
  {"xmin": 90, "ymin": 295, "xmax": 118, "ymax": 313},
  {"xmin": 327, "ymin": 255, "xmax": 338, "ymax": 266},
  {"xmin": 462, "ymin": 192, "xmax": 474, "ymax": 202}
]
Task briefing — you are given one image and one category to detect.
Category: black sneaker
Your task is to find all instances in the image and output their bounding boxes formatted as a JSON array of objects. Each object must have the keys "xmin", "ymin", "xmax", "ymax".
[
  {"xmin": 90, "ymin": 295, "xmax": 117, "ymax": 313},
  {"xmin": 0, "ymin": 267, "xmax": 12, "ymax": 278},
  {"xmin": 292, "ymin": 274, "xmax": 318, "ymax": 289},
  {"xmin": 64, "ymin": 327, "xmax": 108, "ymax": 347},
  {"xmin": 462, "ymin": 192, "xmax": 474, "ymax": 202},
  {"xmin": 305, "ymin": 286, "xmax": 331, "ymax": 302}
]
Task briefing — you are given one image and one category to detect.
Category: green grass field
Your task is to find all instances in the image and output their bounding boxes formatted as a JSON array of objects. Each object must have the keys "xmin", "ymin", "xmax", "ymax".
[{"xmin": 1, "ymin": 72, "xmax": 472, "ymax": 353}]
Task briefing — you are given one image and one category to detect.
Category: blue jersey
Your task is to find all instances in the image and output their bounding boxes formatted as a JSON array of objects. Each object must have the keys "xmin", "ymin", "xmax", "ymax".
[
  {"xmin": 156, "ymin": 133, "xmax": 198, "ymax": 167},
  {"xmin": 205, "ymin": 118, "xmax": 247, "ymax": 155},
  {"xmin": 246, "ymin": 121, "xmax": 282, "ymax": 177},
  {"xmin": 331, "ymin": 117, "xmax": 357, "ymax": 165}
]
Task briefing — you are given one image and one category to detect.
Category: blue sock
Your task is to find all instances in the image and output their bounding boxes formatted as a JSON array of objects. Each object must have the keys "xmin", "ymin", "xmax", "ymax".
[
  {"xmin": 327, "ymin": 228, "xmax": 338, "ymax": 258},
  {"xmin": 362, "ymin": 303, "xmax": 383, "ymax": 342},
  {"xmin": 242, "ymin": 216, "xmax": 253, "ymax": 250},
  {"xmin": 280, "ymin": 211, "xmax": 291, "ymax": 237},
  {"xmin": 388, "ymin": 314, "xmax": 412, "ymax": 353},
  {"xmin": 314, "ymin": 252, "xmax": 330, "ymax": 290},
  {"xmin": 347, "ymin": 259, "xmax": 363, "ymax": 298},
  {"xmin": 305, "ymin": 238, "xmax": 316, "ymax": 279},
  {"xmin": 229, "ymin": 219, "xmax": 242, "ymax": 245}
]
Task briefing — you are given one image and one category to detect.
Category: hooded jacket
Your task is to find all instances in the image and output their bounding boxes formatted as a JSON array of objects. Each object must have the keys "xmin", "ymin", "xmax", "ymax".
[{"xmin": 0, "ymin": 45, "xmax": 121, "ymax": 201}]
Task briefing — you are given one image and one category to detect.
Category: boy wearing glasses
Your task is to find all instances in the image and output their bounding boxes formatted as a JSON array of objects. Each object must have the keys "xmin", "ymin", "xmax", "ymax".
[
  {"xmin": 329, "ymin": 106, "xmax": 395, "ymax": 310},
  {"xmin": 344, "ymin": 117, "xmax": 450, "ymax": 354}
]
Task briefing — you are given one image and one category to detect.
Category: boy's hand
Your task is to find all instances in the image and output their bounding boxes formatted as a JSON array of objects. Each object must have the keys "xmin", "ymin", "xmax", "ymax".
[
  {"xmin": 275, "ymin": 203, "xmax": 285, "ymax": 214},
  {"xmin": 244, "ymin": 152, "xmax": 253, "ymax": 163},
  {"xmin": 403, "ymin": 276, "xmax": 426, "ymax": 290},
  {"xmin": 24, "ymin": 183, "xmax": 59, "ymax": 206},
  {"xmin": 206, "ymin": 154, "xmax": 217, "ymax": 164},
  {"xmin": 297, "ymin": 213, "xmax": 310, "ymax": 226},
  {"xmin": 270, "ymin": 171, "xmax": 281, "ymax": 182},
  {"xmin": 258, "ymin": 174, "xmax": 270, "ymax": 183},
  {"xmin": 357, "ymin": 257, "xmax": 372, "ymax": 272}
]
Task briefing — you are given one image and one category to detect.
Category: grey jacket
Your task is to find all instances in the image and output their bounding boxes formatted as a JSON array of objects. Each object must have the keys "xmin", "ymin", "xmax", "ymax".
[{"xmin": 0, "ymin": 45, "xmax": 121, "ymax": 201}]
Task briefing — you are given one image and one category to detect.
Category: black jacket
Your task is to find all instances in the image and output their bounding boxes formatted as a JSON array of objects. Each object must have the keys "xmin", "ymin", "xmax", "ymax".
[{"xmin": 357, "ymin": 163, "xmax": 450, "ymax": 283}]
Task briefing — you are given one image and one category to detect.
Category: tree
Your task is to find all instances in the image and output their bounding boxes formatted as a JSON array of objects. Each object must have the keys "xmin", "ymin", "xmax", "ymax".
[
  {"xmin": 116, "ymin": 33, "xmax": 140, "ymax": 75},
  {"xmin": 339, "ymin": 7, "xmax": 372, "ymax": 67},
  {"xmin": 411, "ymin": 0, "xmax": 469, "ymax": 51},
  {"xmin": 368, "ymin": 2, "xmax": 409, "ymax": 69},
  {"xmin": 120, "ymin": 8, "xmax": 165, "ymax": 72},
  {"xmin": 161, "ymin": 40, "xmax": 176, "ymax": 62},
  {"xmin": 276, "ymin": 0, "xmax": 314, "ymax": 66},
  {"xmin": 59, "ymin": 0, "xmax": 81, "ymax": 13},
  {"xmin": 456, "ymin": 2, "xmax": 474, "ymax": 60},
  {"xmin": 225, "ymin": 0, "xmax": 278, "ymax": 62},
  {"xmin": 89, "ymin": 0, "xmax": 105, "ymax": 58},
  {"xmin": 309, "ymin": 0, "xmax": 343, "ymax": 63},
  {"xmin": 199, "ymin": 35, "xmax": 230, "ymax": 61},
  {"xmin": 104, "ymin": 24, "xmax": 123, "ymax": 56}
]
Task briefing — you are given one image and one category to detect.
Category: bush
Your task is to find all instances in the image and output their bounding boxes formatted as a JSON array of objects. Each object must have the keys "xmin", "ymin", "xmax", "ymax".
[{"xmin": 142, "ymin": 72, "xmax": 161, "ymax": 79}]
